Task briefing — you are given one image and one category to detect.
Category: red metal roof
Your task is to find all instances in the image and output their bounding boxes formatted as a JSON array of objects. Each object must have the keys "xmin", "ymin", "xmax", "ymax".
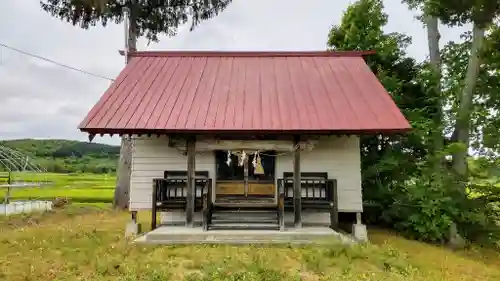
[{"xmin": 79, "ymin": 51, "xmax": 410, "ymax": 135}]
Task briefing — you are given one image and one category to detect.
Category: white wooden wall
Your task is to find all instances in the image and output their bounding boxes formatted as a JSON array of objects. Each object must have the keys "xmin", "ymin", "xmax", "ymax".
[
  {"xmin": 130, "ymin": 135, "xmax": 362, "ymax": 213},
  {"xmin": 129, "ymin": 136, "xmax": 215, "ymax": 210},
  {"xmin": 275, "ymin": 136, "xmax": 363, "ymax": 212}
]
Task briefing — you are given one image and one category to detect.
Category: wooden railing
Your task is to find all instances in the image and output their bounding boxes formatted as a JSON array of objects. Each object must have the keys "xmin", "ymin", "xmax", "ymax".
[
  {"xmin": 151, "ymin": 176, "xmax": 212, "ymax": 230},
  {"xmin": 151, "ymin": 171, "xmax": 338, "ymax": 231},
  {"xmin": 277, "ymin": 175, "xmax": 339, "ymax": 230}
]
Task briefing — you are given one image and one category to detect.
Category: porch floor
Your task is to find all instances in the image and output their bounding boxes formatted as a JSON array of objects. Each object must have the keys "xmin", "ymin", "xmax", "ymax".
[{"xmin": 135, "ymin": 226, "xmax": 355, "ymax": 245}]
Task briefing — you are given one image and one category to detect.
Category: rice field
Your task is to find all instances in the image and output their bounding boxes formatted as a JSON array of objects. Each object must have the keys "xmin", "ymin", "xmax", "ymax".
[{"xmin": 0, "ymin": 173, "xmax": 115, "ymax": 203}]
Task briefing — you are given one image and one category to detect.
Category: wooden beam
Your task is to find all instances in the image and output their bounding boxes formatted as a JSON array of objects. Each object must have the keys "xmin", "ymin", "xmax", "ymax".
[
  {"xmin": 293, "ymin": 135, "xmax": 302, "ymax": 228},
  {"xmin": 185, "ymin": 137, "xmax": 196, "ymax": 227},
  {"xmin": 170, "ymin": 139, "xmax": 318, "ymax": 152}
]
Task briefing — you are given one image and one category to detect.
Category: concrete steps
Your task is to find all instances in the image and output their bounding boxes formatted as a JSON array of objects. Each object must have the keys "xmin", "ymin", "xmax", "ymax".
[
  {"xmin": 136, "ymin": 227, "xmax": 353, "ymax": 245},
  {"xmin": 209, "ymin": 209, "xmax": 279, "ymax": 231},
  {"xmin": 140, "ymin": 239, "xmax": 319, "ymax": 245}
]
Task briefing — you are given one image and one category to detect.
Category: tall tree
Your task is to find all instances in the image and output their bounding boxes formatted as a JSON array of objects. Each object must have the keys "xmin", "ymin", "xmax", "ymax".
[
  {"xmin": 328, "ymin": 0, "xmax": 500, "ymax": 245},
  {"xmin": 327, "ymin": 0, "xmax": 438, "ymax": 222},
  {"xmin": 40, "ymin": 0, "xmax": 233, "ymax": 41},
  {"xmin": 114, "ymin": 5, "xmax": 135, "ymax": 210},
  {"xmin": 41, "ymin": 0, "xmax": 234, "ymax": 209},
  {"xmin": 403, "ymin": 0, "xmax": 444, "ymax": 164},
  {"xmin": 404, "ymin": 0, "xmax": 500, "ymax": 181},
  {"xmin": 442, "ymin": 24, "xmax": 500, "ymax": 156},
  {"xmin": 431, "ymin": 0, "xmax": 500, "ymax": 181}
]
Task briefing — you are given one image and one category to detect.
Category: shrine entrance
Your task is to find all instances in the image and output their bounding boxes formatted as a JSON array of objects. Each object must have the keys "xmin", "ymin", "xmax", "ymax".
[{"xmin": 214, "ymin": 150, "xmax": 276, "ymax": 205}]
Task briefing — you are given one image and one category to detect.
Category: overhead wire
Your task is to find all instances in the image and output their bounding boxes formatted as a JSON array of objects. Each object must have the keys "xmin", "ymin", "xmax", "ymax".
[{"xmin": 0, "ymin": 43, "xmax": 116, "ymax": 81}]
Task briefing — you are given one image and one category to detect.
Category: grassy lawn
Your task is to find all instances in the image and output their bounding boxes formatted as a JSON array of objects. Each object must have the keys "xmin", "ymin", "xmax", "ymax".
[
  {"xmin": 0, "ymin": 173, "xmax": 115, "ymax": 203},
  {"xmin": 1, "ymin": 173, "xmax": 499, "ymax": 280},
  {"xmin": 0, "ymin": 206, "xmax": 499, "ymax": 281}
]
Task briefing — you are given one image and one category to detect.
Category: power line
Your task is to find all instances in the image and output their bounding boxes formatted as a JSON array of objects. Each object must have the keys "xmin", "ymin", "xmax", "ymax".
[{"xmin": 0, "ymin": 43, "xmax": 115, "ymax": 81}]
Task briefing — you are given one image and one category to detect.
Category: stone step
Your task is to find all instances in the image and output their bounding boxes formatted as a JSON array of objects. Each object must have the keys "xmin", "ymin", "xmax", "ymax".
[
  {"xmin": 145, "ymin": 234, "xmax": 330, "ymax": 243},
  {"xmin": 142, "ymin": 239, "xmax": 318, "ymax": 245},
  {"xmin": 138, "ymin": 226, "xmax": 353, "ymax": 245}
]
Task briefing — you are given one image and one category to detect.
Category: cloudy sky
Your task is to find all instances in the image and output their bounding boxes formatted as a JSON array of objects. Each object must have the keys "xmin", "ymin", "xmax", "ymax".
[{"xmin": 0, "ymin": 0, "xmax": 466, "ymax": 145}]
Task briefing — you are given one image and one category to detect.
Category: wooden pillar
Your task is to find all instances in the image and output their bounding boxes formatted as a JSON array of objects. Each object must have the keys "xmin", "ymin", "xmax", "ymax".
[
  {"xmin": 330, "ymin": 179, "xmax": 339, "ymax": 230},
  {"xmin": 293, "ymin": 136, "xmax": 302, "ymax": 228},
  {"xmin": 186, "ymin": 137, "xmax": 196, "ymax": 227},
  {"xmin": 151, "ymin": 181, "xmax": 157, "ymax": 230},
  {"xmin": 243, "ymin": 154, "xmax": 249, "ymax": 197},
  {"xmin": 131, "ymin": 211, "xmax": 137, "ymax": 223}
]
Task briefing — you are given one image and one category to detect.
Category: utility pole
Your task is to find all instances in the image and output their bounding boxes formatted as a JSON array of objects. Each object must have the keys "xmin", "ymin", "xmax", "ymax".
[{"xmin": 114, "ymin": 3, "xmax": 137, "ymax": 209}]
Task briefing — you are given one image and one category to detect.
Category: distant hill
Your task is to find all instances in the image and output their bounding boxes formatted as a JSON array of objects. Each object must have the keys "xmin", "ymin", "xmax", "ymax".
[{"xmin": 0, "ymin": 139, "xmax": 119, "ymax": 174}]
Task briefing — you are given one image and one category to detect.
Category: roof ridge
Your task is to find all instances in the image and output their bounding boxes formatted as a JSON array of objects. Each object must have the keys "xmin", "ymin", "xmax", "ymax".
[{"xmin": 118, "ymin": 50, "xmax": 375, "ymax": 58}]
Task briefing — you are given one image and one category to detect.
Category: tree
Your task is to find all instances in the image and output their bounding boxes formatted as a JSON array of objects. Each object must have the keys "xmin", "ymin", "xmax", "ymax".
[
  {"xmin": 327, "ymin": 0, "xmax": 439, "ymax": 227},
  {"xmin": 328, "ymin": 0, "xmax": 500, "ymax": 245},
  {"xmin": 442, "ymin": 24, "xmax": 500, "ymax": 156},
  {"xmin": 41, "ymin": 0, "xmax": 234, "ymax": 209},
  {"xmin": 402, "ymin": 0, "xmax": 500, "ymax": 181},
  {"xmin": 440, "ymin": 0, "xmax": 500, "ymax": 180},
  {"xmin": 40, "ymin": 0, "xmax": 233, "ymax": 41},
  {"xmin": 403, "ymin": 0, "xmax": 444, "ymax": 165}
]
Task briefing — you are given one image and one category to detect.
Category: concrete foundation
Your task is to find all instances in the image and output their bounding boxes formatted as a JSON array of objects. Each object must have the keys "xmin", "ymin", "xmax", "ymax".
[
  {"xmin": 352, "ymin": 223, "xmax": 368, "ymax": 242},
  {"xmin": 135, "ymin": 226, "xmax": 355, "ymax": 245},
  {"xmin": 125, "ymin": 222, "xmax": 141, "ymax": 237}
]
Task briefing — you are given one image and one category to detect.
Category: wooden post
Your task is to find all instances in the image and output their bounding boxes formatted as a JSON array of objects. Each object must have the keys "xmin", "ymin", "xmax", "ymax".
[
  {"xmin": 243, "ymin": 154, "xmax": 249, "ymax": 198},
  {"xmin": 131, "ymin": 211, "xmax": 137, "ymax": 223},
  {"xmin": 293, "ymin": 136, "xmax": 302, "ymax": 228},
  {"xmin": 330, "ymin": 180, "xmax": 339, "ymax": 230},
  {"xmin": 5, "ymin": 185, "xmax": 11, "ymax": 205},
  {"xmin": 186, "ymin": 137, "xmax": 196, "ymax": 227},
  {"xmin": 278, "ymin": 179, "xmax": 285, "ymax": 231},
  {"xmin": 202, "ymin": 189, "xmax": 209, "ymax": 231},
  {"xmin": 151, "ymin": 181, "xmax": 157, "ymax": 230}
]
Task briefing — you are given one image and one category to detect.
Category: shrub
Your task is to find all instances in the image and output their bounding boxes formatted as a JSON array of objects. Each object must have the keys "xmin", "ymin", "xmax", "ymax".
[{"xmin": 374, "ymin": 164, "xmax": 500, "ymax": 248}]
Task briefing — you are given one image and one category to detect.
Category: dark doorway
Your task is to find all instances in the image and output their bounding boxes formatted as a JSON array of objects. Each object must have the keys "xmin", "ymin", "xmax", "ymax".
[
  {"xmin": 214, "ymin": 150, "xmax": 276, "ymax": 201},
  {"xmin": 215, "ymin": 150, "xmax": 276, "ymax": 181}
]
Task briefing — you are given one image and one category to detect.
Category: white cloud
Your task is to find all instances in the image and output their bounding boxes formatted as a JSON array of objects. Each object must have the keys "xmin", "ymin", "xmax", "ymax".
[{"xmin": 0, "ymin": 0, "xmax": 468, "ymax": 145}]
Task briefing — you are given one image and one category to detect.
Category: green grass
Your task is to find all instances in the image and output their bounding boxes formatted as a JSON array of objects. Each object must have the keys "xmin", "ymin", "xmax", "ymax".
[
  {"xmin": 0, "ymin": 172, "xmax": 115, "ymax": 203},
  {"xmin": 0, "ymin": 207, "xmax": 499, "ymax": 281},
  {"xmin": 0, "ymin": 172, "xmax": 499, "ymax": 280}
]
